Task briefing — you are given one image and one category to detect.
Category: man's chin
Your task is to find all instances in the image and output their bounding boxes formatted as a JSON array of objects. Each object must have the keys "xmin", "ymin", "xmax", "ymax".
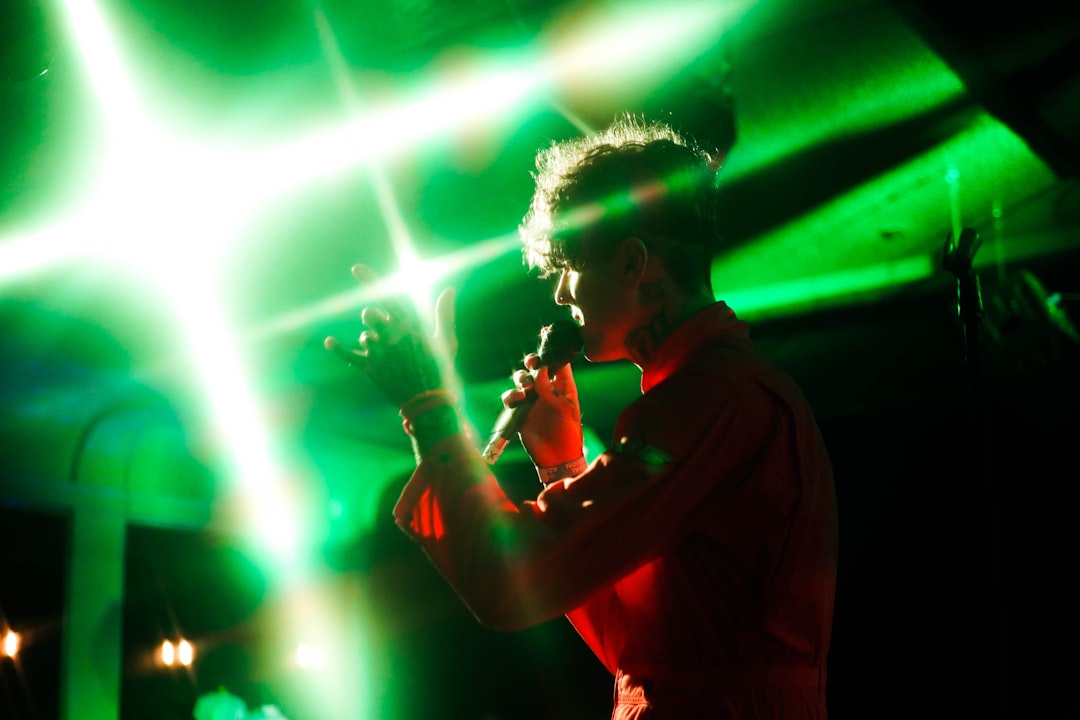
[
  {"xmin": 580, "ymin": 331, "xmax": 622, "ymax": 363},
  {"xmin": 582, "ymin": 343, "xmax": 618, "ymax": 364}
]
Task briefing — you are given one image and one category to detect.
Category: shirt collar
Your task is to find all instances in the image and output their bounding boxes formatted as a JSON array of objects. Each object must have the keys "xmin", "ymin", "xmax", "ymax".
[{"xmin": 640, "ymin": 301, "xmax": 749, "ymax": 394}]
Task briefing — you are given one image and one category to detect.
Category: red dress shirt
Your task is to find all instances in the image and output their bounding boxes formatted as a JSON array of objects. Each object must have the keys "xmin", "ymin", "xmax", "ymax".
[{"xmin": 395, "ymin": 302, "xmax": 839, "ymax": 718}]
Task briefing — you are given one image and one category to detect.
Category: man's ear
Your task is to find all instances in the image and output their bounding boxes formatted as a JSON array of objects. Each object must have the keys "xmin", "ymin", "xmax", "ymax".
[{"xmin": 619, "ymin": 236, "xmax": 649, "ymax": 286}]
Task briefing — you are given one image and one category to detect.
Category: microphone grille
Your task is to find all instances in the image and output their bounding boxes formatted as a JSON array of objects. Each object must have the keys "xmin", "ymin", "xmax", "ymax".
[{"xmin": 537, "ymin": 319, "xmax": 583, "ymax": 368}]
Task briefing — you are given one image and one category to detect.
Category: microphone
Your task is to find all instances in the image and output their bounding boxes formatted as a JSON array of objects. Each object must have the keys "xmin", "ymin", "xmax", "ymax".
[{"xmin": 481, "ymin": 319, "xmax": 583, "ymax": 464}]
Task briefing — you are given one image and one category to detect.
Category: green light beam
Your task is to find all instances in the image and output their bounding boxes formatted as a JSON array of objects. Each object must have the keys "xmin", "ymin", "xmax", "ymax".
[
  {"xmin": 249, "ymin": 0, "xmax": 749, "ymax": 200},
  {"xmin": 59, "ymin": 0, "xmax": 146, "ymax": 132},
  {"xmin": 3, "ymin": 0, "xmax": 749, "ymax": 288},
  {"xmin": 0, "ymin": 221, "xmax": 86, "ymax": 283},
  {"xmin": 244, "ymin": 233, "xmax": 521, "ymax": 344},
  {"xmin": 718, "ymin": 255, "xmax": 936, "ymax": 320},
  {"xmin": 313, "ymin": 5, "xmax": 458, "ymax": 325},
  {"xmin": 712, "ymin": 113, "xmax": 1057, "ymax": 320}
]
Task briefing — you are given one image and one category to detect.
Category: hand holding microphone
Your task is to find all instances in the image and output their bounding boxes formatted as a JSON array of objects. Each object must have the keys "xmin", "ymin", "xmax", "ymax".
[{"xmin": 482, "ymin": 320, "xmax": 583, "ymax": 464}]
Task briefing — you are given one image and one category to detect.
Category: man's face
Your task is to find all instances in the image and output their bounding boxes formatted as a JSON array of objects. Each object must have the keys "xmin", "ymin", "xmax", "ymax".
[{"xmin": 552, "ymin": 248, "xmax": 633, "ymax": 363}]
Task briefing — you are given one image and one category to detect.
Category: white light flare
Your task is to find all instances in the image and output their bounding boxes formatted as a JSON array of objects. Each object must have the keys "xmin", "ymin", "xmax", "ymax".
[
  {"xmin": 58, "ymin": 0, "xmax": 146, "ymax": 131},
  {"xmin": 296, "ymin": 643, "xmax": 327, "ymax": 670},
  {"xmin": 245, "ymin": 233, "xmax": 518, "ymax": 343},
  {"xmin": 172, "ymin": 288, "xmax": 304, "ymax": 558},
  {"xmin": 247, "ymin": 62, "xmax": 536, "ymax": 201},
  {"xmin": 50, "ymin": 0, "xmax": 300, "ymax": 563},
  {"xmin": 547, "ymin": 0, "xmax": 745, "ymax": 83},
  {"xmin": 0, "ymin": 220, "xmax": 89, "ymax": 284},
  {"xmin": 311, "ymin": 7, "xmax": 451, "ymax": 334}
]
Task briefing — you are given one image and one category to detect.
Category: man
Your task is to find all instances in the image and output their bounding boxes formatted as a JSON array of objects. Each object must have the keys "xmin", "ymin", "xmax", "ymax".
[{"xmin": 326, "ymin": 115, "xmax": 839, "ymax": 719}]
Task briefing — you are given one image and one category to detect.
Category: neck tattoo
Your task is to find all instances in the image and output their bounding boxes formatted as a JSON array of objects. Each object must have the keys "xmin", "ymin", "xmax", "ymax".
[
  {"xmin": 626, "ymin": 315, "xmax": 671, "ymax": 365},
  {"xmin": 625, "ymin": 279, "xmax": 671, "ymax": 365}
]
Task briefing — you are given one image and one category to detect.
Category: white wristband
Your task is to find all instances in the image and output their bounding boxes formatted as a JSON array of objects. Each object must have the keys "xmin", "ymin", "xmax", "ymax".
[{"xmin": 537, "ymin": 455, "xmax": 588, "ymax": 485}]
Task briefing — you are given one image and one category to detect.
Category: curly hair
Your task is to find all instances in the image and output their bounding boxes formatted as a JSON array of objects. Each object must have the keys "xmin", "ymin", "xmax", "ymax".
[{"xmin": 519, "ymin": 114, "xmax": 720, "ymax": 291}]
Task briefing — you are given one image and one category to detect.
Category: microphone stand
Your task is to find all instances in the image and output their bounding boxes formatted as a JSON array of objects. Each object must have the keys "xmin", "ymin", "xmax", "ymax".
[{"xmin": 941, "ymin": 228, "xmax": 1011, "ymax": 719}]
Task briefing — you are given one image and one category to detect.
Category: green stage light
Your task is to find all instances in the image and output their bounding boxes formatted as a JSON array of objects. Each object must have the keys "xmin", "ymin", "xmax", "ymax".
[{"xmin": 2, "ymin": 0, "xmax": 764, "ymax": 571}]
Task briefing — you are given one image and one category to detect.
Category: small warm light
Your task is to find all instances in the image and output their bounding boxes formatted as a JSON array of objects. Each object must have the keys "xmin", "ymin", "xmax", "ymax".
[
  {"xmin": 3, "ymin": 631, "xmax": 20, "ymax": 658},
  {"xmin": 177, "ymin": 639, "xmax": 195, "ymax": 667},
  {"xmin": 161, "ymin": 638, "xmax": 194, "ymax": 667},
  {"xmin": 296, "ymin": 643, "xmax": 326, "ymax": 670}
]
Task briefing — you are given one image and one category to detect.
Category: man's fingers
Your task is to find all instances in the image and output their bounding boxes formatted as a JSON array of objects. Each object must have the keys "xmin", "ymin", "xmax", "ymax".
[
  {"xmin": 549, "ymin": 361, "xmax": 577, "ymax": 394},
  {"xmin": 350, "ymin": 263, "xmax": 413, "ymax": 327},
  {"xmin": 500, "ymin": 387, "xmax": 529, "ymax": 409},
  {"xmin": 434, "ymin": 287, "xmax": 458, "ymax": 357},
  {"xmin": 324, "ymin": 336, "xmax": 367, "ymax": 368},
  {"xmin": 350, "ymin": 263, "xmax": 379, "ymax": 284},
  {"xmin": 360, "ymin": 305, "xmax": 390, "ymax": 329},
  {"xmin": 351, "ymin": 264, "xmax": 398, "ymax": 329},
  {"xmin": 513, "ymin": 369, "xmax": 534, "ymax": 392},
  {"xmin": 359, "ymin": 329, "xmax": 380, "ymax": 350},
  {"xmin": 532, "ymin": 357, "xmax": 577, "ymax": 401}
]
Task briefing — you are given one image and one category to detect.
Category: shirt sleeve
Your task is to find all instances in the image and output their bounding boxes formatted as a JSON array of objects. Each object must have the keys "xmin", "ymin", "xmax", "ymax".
[{"xmin": 393, "ymin": 374, "xmax": 775, "ymax": 631}]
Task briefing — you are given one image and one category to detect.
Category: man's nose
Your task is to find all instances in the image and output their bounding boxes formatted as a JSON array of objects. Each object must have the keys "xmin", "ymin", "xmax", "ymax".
[{"xmin": 554, "ymin": 269, "xmax": 572, "ymax": 306}]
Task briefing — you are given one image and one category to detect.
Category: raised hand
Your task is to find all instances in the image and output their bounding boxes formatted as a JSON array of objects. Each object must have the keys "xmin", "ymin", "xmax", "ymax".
[{"xmin": 324, "ymin": 264, "xmax": 458, "ymax": 411}]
